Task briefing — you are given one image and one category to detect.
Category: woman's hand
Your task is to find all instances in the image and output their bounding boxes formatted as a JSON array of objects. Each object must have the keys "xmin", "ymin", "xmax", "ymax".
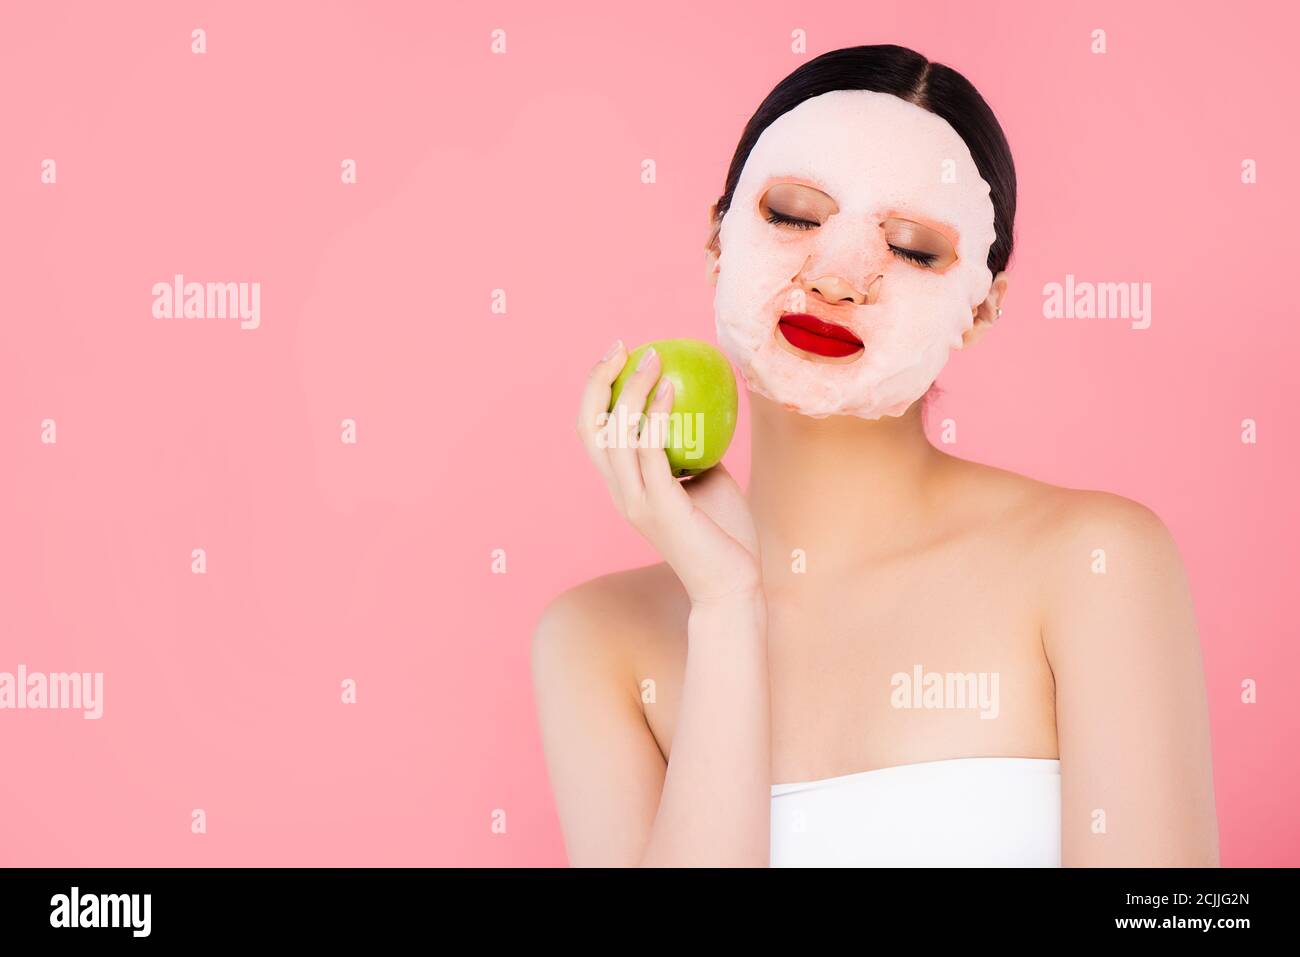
[{"xmin": 577, "ymin": 340, "xmax": 762, "ymax": 607}]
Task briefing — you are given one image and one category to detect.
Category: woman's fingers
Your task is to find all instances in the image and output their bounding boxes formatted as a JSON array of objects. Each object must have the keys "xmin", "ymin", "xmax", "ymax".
[
  {"xmin": 575, "ymin": 339, "xmax": 626, "ymax": 490},
  {"xmin": 606, "ymin": 346, "xmax": 663, "ymax": 510},
  {"xmin": 637, "ymin": 377, "xmax": 688, "ymax": 514},
  {"xmin": 576, "ymin": 339, "xmax": 692, "ymax": 530},
  {"xmin": 573, "ymin": 339, "xmax": 760, "ymax": 605}
]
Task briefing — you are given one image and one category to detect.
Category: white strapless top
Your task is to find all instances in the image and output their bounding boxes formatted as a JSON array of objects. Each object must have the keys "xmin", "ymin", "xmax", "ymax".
[{"xmin": 770, "ymin": 756, "xmax": 1061, "ymax": 867}]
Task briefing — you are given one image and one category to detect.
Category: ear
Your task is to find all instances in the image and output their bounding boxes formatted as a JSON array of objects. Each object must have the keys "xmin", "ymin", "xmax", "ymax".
[
  {"xmin": 961, "ymin": 271, "xmax": 1009, "ymax": 349},
  {"xmin": 705, "ymin": 202, "xmax": 721, "ymax": 286}
]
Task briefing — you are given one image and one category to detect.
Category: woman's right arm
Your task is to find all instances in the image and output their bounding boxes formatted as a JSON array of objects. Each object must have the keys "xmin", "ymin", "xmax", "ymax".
[
  {"xmin": 641, "ymin": 587, "xmax": 770, "ymax": 866},
  {"xmin": 531, "ymin": 340, "xmax": 771, "ymax": 867},
  {"xmin": 532, "ymin": 582, "xmax": 769, "ymax": 867}
]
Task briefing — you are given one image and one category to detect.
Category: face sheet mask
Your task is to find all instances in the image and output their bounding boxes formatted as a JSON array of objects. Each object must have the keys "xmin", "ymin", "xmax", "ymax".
[{"xmin": 713, "ymin": 89, "xmax": 998, "ymax": 419}]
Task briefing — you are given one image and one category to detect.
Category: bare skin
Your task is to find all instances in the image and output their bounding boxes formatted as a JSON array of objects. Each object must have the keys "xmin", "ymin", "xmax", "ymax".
[{"xmin": 531, "ymin": 206, "xmax": 1220, "ymax": 868}]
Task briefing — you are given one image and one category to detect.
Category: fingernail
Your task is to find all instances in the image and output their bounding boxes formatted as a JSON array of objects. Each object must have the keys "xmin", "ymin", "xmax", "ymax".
[
  {"xmin": 656, "ymin": 378, "xmax": 671, "ymax": 401},
  {"xmin": 601, "ymin": 339, "xmax": 623, "ymax": 361},
  {"xmin": 636, "ymin": 346, "xmax": 657, "ymax": 372}
]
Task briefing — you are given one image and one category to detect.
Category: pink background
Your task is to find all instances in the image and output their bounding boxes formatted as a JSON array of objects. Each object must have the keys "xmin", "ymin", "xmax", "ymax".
[{"xmin": 1, "ymin": 0, "xmax": 1295, "ymax": 866}]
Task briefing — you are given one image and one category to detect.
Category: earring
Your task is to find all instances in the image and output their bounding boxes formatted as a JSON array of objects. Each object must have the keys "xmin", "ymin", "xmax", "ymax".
[{"xmin": 994, "ymin": 306, "xmax": 1003, "ymax": 320}]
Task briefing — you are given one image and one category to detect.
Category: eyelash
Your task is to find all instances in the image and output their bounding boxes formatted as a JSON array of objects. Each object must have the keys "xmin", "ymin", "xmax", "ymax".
[
  {"xmin": 764, "ymin": 210, "xmax": 939, "ymax": 268},
  {"xmin": 891, "ymin": 246, "xmax": 938, "ymax": 268}
]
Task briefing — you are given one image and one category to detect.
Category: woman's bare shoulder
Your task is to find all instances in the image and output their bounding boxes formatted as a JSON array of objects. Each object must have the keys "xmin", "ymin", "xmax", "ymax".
[
  {"xmin": 531, "ymin": 562, "xmax": 689, "ymax": 673},
  {"xmin": 939, "ymin": 452, "xmax": 1176, "ymax": 549},
  {"xmin": 945, "ymin": 455, "xmax": 1191, "ymax": 650}
]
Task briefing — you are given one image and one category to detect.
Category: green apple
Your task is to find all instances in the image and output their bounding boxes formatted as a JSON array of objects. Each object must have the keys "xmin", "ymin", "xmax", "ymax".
[{"xmin": 608, "ymin": 338, "xmax": 738, "ymax": 478}]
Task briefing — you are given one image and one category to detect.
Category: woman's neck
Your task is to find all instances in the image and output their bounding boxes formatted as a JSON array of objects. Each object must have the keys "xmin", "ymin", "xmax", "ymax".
[{"xmin": 746, "ymin": 391, "xmax": 948, "ymax": 586}]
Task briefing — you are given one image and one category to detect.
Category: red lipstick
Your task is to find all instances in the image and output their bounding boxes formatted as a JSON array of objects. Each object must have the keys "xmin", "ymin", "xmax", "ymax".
[{"xmin": 777, "ymin": 313, "xmax": 864, "ymax": 358}]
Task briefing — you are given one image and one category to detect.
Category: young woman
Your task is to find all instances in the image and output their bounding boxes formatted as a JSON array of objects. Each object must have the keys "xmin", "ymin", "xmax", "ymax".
[{"xmin": 531, "ymin": 44, "xmax": 1219, "ymax": 867}]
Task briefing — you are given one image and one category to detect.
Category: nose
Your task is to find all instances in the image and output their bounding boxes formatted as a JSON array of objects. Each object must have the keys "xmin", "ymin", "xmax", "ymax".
[
  {"xmin": 807, "ymin": 273, "xmax": 867, "ymax": 306},
  {"xmin": 795, "ymin": 262, "xmax": 883, "ymax": 307},
  {"xmin": 794, "ymin": 215, "xmax": 887, "ymax": 307}
]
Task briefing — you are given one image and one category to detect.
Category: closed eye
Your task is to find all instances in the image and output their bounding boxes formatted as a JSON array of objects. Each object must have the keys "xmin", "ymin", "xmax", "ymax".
[
  {"xmin": 765, "ymin": 209, "xmax": 818, "ymax": 230},
  {"xmin": 765, "ymin": 210, "xmax": 939, "ymax": 269},
  {"xmin": 889, "ymin": 246, "xmax": 938, "ymax": 268}
]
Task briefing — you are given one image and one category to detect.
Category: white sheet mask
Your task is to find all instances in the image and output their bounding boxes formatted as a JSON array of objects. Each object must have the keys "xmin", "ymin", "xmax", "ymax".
[{"xmin": 713, "ymin": 89, "xmax": 998, "ymax": 419}]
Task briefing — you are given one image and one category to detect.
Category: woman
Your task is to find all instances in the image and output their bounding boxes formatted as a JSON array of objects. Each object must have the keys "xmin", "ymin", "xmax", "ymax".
[{"xmin": 531, "ymin": 44, "xmax": 1219, "ymax": 867}]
